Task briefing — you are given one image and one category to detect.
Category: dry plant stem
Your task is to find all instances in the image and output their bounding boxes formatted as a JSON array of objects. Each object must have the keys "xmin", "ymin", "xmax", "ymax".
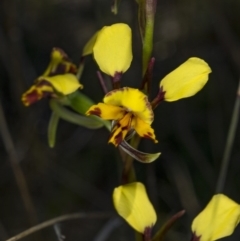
[
  {"xmin": 152, "ymin": 210, "xmax": 185, "ymax": 241},
  {"xmin": 93, "ymin": 217, "xmax": 122, "ymax": 241},
  {"xmin": 0, "ymin": 100, "xmax": 37, "ymax": 225},
  {"xmin": 5, "ymin": 212, "xmax": 113, "ymax": 241},
  {"xmin": 215, "ymin": 81, "xmax": 240, "ymax": 193}
]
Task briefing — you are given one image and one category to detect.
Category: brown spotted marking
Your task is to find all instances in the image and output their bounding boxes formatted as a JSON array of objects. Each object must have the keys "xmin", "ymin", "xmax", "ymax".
[
  {"xmin": 22, "ymin": 89, "xmax": 41, "ymax": 106},
  {"xmin": 88, "ymin": 107, "xmax": 101, "ymax": 117},
  {"xmin": 144, "ymin": 95, "xmax": 154, "ymax": 122},
  {"xmin": 105, "ymin": 87, "xmax": 127, "ymax": 97},
  {"xmin": 191, "ymin": 232, "xmax": 201, "ymax": 241}
]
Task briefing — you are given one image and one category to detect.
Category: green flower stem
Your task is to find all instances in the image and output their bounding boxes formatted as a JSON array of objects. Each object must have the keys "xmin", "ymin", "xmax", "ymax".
[
  {"xmin": 48, "ymin": 111, "xmax": 60, "ymax": 148},
  {"xmin": 137, "ymin": 0, "xmax": 146, "ymax": 43},
  {"xmin": 121, "ymin": 135, "xmax": 141, "ymax": 184},
  {"xmin": 142, "ymin": 0, "xmax": 156, "ymax": 76},
  {"xmin": 215, "ymin": 81, "xmax": 240, "ymax": 193},
  {"xmin": 76, "ymin": 56, "xmax": 85, "ymax": 80}
]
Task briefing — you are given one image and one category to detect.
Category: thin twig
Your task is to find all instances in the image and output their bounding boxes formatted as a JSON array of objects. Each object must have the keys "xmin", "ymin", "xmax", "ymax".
[
  {"xmin": 0, "ymin": 99, "xmax": 37, "ymax": 225},
  {"xmin": 97, "ymin": 71, "xmax": 108, "ymax": 94},
  {"xmin": 93, "ymin": 217, "xmax": 122, "ymax": 241},
  {"xmin": 215, "ymin": 81, "xmax": 240, "ymax": 193},
  {"xmin": 5, "ymin": 212, "xmax": 113, "ymax": 241}
]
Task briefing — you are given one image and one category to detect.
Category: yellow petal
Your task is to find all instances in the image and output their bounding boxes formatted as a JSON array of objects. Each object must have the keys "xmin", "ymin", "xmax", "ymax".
[
  {"xmin": 86, "ymin": 103, "xmax": 125, "ymax": 120},
  {"xmin": 108, "ymin": 112, "xmax": 132, "ymax": 146},
  {"xmin": 132, "ymin": 117, "xmax": 158, "ymax": 143},
  {"xmin": 43, "ymin": 48, "xmax": 77, "ymax": 77},
  {"xmin": 160, "ymin": 57, "xmax": 211, "ymax": 101},
  {"xmin": 21, "ymin": 83, "xmax": 54, "ymax": 106},
  {"xmin": 93, "ymin": 23, "xmax": 132, "ymax": 76},
  {"xmin": 39, "ymin": 74, "xmax": 83, "ymax": 95},
  {"xmin": 113, "ymin": 182, "xmax": 157, "ymax": 233},
  {"xmin": 82, "ymin": 31, "xmax": 99, "ymax": 56},
  {"xmin": 104, "ymin": 87, "xmax": 153, "ymax": 124},
  {"xmin": 191, "ymin": 194, "xmax": 240, "ymax": 241}
]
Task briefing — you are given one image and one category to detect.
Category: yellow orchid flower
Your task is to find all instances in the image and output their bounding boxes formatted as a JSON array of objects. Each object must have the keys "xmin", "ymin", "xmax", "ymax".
[
  {"xmin": 113, "ymin": 182, "xmax": 157, "ymax": 234},
  {"xmin": 160, "ymin": 57, "xmax": 211, "ymax": 102},
  {"xmin": 82, "ymin": 23, "xmax": 133, "ymax": 77},
  {"xmin": 86, "ymin": 87, "xmax": 158, "ymax": 146},
  {"xmin": 22, "ymin": 48, "xmax": 83, "ymax": 106},
  {"xmin": 191, "ymin": 194, "xmax": 240, "ymax": 241}
]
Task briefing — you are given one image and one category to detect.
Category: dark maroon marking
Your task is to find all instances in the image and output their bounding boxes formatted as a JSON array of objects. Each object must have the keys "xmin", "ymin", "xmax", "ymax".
[
  {"xmin": 158, "ymin": 86, "xmax": 166, "ymax": 101},
  {"xmin": 105, "ymin": 87, "xmax": 125, "ymax": 97},
  {"xmin": 144, "ymin": 96, "xmax": 154, "ymax": 120},
  {"xmin": 69, "ymin": 65, "xmax": 77, "ymax": 74},
  {"xmin": 50, "ymin": 63, "xmax": 66, "ymax": 76},
  {"xmin": 121, "ymin": 125, "xmax": 129, "ymax": 131},
  {"xmin": 143, "ymin": 227, "xmax": 152, "ymax": 241},
  {"xmin": 114, "ymin": 132, "xmax": 123, "ymax": 145},
  {"xmin": 109, "ymin": 128, "xmax": 123, "ymax": 145},
  {"xmin": 191, "ymin": 232, "xmax": 201, "ymax": 241},
  {"xmin": 23, "ymin": 90, "xmax": 41, "ymax": 105},
  {"xmin": 147, "ymin": 132, "xmax": 152, "ymax": 136},
  {"xmin": 151, "ymin": 86, "xmax": 166, "ymax": 109},
  {"xmin": 141, "ymin": 57, "xmax": 155, "ymax": 94},
  {"xmin": 36, "ymin": 80, "xmax": 52, "ymax": 88},
  {"xmin": 88, "ymin": 107, "xmax": 101, "ymax": 116},
  {"xmin": 143, "ymin": 134, "xmax": 152, "ymax": 140},
  {"xmin": 113, "ymin": 72, "xmax": 123, "ymax": 82},
  {"xmin": 112, "ymin": 72, "xmax": 123, "ymax": 89},
  {"xmin": 52, "ymin": 47, "xmax": 68, "ymax": 60}
]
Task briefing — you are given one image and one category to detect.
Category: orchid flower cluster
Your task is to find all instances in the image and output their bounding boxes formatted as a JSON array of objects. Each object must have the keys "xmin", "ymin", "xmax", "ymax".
[{"xmin": 21, "ymin": 2, "xmax": 240, "ymax": 241}]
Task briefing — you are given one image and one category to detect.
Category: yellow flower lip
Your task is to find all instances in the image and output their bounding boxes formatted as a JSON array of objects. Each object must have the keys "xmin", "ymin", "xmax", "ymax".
[
  {"xmin": 191, "ymin": 194, "xmax": 240, "ymax": 241},
  {"xmin": 113, "ymin": 182, "xmax": 157, "ymax": 233},
  {"xmin": 83, "ymin": 23, "xmax": 133, "ymax": 77},
  {"xmin": 160, "ymin": 57, "xmax": 211, "ymax": 101},
  {"xmin": 86, "ymin": 87, "xmax": 158, "ymax": 146},
  {"xmin": 39, "ymin": 74, "xmax": 83, "ymax": 95}
]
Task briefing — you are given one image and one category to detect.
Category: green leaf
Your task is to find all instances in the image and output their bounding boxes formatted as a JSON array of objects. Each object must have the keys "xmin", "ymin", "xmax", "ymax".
[
  {"xmin": 49, "ymin": 99, "xmax": 105, "ymax": 129},
  {"xmin": 67, "ymin": 92, "xmax": 111, "ymax": 130},
  {"xmin": 67, "ymin": 91, "xmax": 96, "ymax": 114},
  {"xmin": 48, "ymin": 111, "xmax": 60, "ymax": 148},
  {"xmin": 119, "ymin": 140, "xmax": 160, "ymax": 163}
]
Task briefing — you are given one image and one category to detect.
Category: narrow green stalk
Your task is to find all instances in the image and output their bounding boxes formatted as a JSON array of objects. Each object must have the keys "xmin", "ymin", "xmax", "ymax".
[
  {"xmin": 142, "ymin": 0, "xmax": 156, "ymax": 76},
  {"xmin": 121, "ymin": 0, "xmax": 157, "ymax": 183},
  {"xmin": 215, "ymin": 81, "xmax": 240, "ymax": 193},
  {"xmin": 121, "ymin": 135, "xmax": 140, "ymax": 184},
  {"xmin": 137, "ymin": 0, "xmax": 146, "ymax": 43},
  {"xmin": 76, "ymin": 57, "xmax": 85, "ymax": 80},
  {"xmin": 48, "ymin": 111, "xmax": 60, "ymax": 148}
]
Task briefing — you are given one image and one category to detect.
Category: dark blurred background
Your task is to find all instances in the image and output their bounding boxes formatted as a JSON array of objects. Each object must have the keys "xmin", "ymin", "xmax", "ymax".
[{"xmin": 1, "ymin": 0, "xmax": 240, "ymax": 240}]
